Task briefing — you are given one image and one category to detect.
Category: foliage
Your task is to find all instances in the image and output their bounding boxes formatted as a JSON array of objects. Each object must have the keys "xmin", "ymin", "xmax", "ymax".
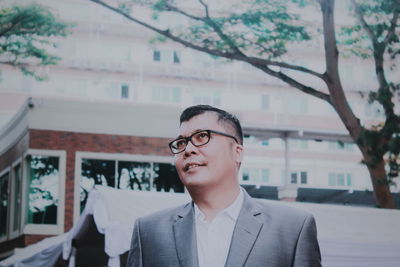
[
  {"xmin": 339, "ymin": 0, "xmax": 400, "ymax": 185},
  {"xmin": 90, "ymin": 0, "xmax": 400, "ymax": 207},
  {"xmin": 0, "ymin": 4, "xmax": 70, "ymax": 80}
]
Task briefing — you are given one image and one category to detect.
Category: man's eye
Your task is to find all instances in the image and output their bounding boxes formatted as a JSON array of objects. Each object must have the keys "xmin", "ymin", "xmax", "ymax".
[
  {"xmin": 195, "ymin": 132, "xmax": 208, "ymax": 141},
  {"xmin": 175, "ymin": 140, "xmax": 186, "ymax": 148},
  {"xmin": 198, "ymin": 133, "xmax": 208, "ymax": 139}
]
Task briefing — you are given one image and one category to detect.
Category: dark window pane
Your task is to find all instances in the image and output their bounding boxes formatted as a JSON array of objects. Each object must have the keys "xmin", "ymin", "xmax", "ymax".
[
  {"xmin": 328, "ymin": 173, "xmax": 336, "ymax": 186},
  {"xmin": 173, "ymin": 51, "xmax": 180, "ymax": 63},
  {"xmin": 261, "ymin": 140, "xmax": 269, "ymax": 146},
  {"xmin": 153, "ymin": 163, "xmax": 184, "ymax": 193},
  {"xmin": 153, "ymin": 50, "xmax": 160, "ymax": 61},
  {"xmin": 242, "ymin": 169, "xmax": 249, "ymax": 181},
  {"xmin": 121, "ymin": 84, "xmax": 129, "ymax": 99},
  {"xmin": 81, "ymin": 159, "xmax": 116, "ymax": 212},
  {"xmin": 0, "ymin": 172, "xmax": 9, "ymax": 238},
  {"xmin": 300, "ymin": 171, "xmax": 307, "ymax": 184},
  {"xmin": 347, "ymin": 174, "xmax": 353, "ymax": 186},
  {"xmin": 337, "ymin": 174, "xmax": 345, "ymax": 186},
  {"xmin": 290, "ymin": 172, "xmax": 297, "ymax": 184},
  {"xmin": 27, "ymin": 155, "xmax": 59, "ymax": 225},
  {"xmin": 13, "ymin": 164, "xmax": 22, "ymax": 231},
  {"xmin": 117, "ymin": 161, "xmax": 152, "ymax": 191}
]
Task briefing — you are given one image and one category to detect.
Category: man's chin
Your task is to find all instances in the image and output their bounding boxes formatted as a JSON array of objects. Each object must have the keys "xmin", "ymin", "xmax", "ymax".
[{"xmin": 181, "ymin": 174, "xmax": 209, "ymax": 188}]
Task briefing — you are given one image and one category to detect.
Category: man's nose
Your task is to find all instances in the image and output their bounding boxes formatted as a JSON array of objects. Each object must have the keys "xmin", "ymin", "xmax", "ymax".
[{"xmin": 183, "ymin": 140, "xmax": 198, "ymax": 157}]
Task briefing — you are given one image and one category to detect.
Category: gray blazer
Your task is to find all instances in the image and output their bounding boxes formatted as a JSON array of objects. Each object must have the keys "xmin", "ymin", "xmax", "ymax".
[{"xmin": 126, "ymin": 190, "xmax": 321, "ymax": 267}]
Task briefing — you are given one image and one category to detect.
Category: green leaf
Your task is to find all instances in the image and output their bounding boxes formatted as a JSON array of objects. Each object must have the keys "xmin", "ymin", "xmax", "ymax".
[{"xmin": 0, "ymin": 4, "xmax": 71, "ymax": 80}]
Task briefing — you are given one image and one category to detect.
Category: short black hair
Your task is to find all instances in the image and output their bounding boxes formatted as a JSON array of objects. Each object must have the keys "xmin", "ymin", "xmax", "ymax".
[{"xmin": 180, "ymin": 105, "xmax": 243, "ymax": 145}]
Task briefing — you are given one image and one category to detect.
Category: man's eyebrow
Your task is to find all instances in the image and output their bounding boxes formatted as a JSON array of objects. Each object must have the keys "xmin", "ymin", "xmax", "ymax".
[{"xmin": 176, "ymin": 129, "xmax": 206, "ymax": 139}]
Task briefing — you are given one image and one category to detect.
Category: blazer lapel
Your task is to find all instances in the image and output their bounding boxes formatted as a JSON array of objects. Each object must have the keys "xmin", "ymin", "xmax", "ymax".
[
  {"xmin": 224, "ymin": 191, "xmax": 264, "ymax": 267},
  {"xmin": 173, "ymin": 202, "xmax": 199, "ymax": 267}
]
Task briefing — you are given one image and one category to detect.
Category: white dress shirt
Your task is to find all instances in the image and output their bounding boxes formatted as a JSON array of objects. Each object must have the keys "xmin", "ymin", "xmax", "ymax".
[{"xmin": 194, "ymin": 189, "xmax": 244, "ymax": 267}]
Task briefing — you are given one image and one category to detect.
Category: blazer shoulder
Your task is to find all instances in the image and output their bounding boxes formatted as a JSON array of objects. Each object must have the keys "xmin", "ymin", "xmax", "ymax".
[
  {"xmin": 253, "ymin": 198, "xmax": 314, "ymax": 222},
  {"xmin": 137, "ymin": 201, "xmax": 192, "ymax": 225}
]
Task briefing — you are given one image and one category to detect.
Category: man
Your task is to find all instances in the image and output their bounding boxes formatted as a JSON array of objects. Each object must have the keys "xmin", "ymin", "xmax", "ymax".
[{"xmin": 127, "ymin": 105, "xmax": 321, "ymax": 267}]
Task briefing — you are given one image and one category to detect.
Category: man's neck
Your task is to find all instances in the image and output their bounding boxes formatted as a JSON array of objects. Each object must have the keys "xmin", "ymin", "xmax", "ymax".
[{"xmin": 189, "ymin": 184, "xmax": 241, "ymax": 221}]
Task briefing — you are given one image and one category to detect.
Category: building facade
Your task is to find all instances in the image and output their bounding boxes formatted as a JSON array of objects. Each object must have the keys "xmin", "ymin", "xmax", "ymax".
[{"xmin": 0, "ymin": 0, "xmax": 399, "ymax": 258}]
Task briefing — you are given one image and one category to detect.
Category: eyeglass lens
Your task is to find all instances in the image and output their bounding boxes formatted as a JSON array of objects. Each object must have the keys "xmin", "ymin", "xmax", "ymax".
[{"xmin": 171, "ymin": 130, "xmax": 210, "ymax": 153}]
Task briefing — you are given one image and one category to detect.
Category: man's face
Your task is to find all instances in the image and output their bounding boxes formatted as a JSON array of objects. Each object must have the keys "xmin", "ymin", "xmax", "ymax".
[{"xmin": 174, "ymin": 112, "xmax": 243, "ymax": 190}]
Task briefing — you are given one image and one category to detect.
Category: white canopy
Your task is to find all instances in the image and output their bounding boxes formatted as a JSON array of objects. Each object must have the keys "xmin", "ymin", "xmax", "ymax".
[{"xmin": 2, "ymin": 186, "xmax": 400, "ymax": 267}]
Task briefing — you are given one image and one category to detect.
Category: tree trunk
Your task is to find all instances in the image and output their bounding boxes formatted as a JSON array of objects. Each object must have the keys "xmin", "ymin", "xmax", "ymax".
[
  {"xmin": 320, "ymin": 0, "xmax": 396, "ymax": 209},
  {"xmin": 360, "ymin": 149, "xmax": 395, "ymax": 208}
]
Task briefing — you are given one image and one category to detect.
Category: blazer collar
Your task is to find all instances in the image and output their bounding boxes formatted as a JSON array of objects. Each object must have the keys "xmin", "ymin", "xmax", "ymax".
[
  {"xmin": 173, "ymin": 202, "xmax": 199, "ymax": 267},
  {"xmin": 173, "ymin": 189, "xmax": 264, "ymax": 267},
  {"xmin": 224, "ymin": 189, "xmax": 264, "ymax": 267}
]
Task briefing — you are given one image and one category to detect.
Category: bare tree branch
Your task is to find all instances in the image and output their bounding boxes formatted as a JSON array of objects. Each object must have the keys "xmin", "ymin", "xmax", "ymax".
[
  {"xmin": 198, "ymin": 0, "xmax": 210, "ymax": 18},
  {"xmin": 242, "ymin": 56, "xmax": 325, "ymax": 79},
  {"xmin": 89, "ymin": 0, "xmax": 326, "ymax": 80},
  {"xmin": 164, "ymin": 1, "xmax": 244, "ymax": 55},
  {"xmin": 89, "ymin": 0, "xmax": 230, "ymax": 56},
  {"xmin": 90, "ymin": 1, "xmax": 329, "ymax": 102},
  {"xmin": 251, "ymin": 62, "xmax": 331, "ymax": 103}
]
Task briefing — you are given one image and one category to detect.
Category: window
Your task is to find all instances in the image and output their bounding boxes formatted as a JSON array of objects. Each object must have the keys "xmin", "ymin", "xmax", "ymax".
[
  {"xmin": 328, "ymin": 141, "xmax": 354, "ymax": 151},
  {"xmin": 153, "ymin": 50, "xmax": 161, "ymax": 61},
  {"xmin": 121, "ymin": 84, "xmax": 129, "ymax": 99},
  {"xmin": 192, "ymin": 90, "xmax": 221, "ymax": 106},
  {"xmin": 242, "ymin": 168, "xmax": 269, "ymax": 184},
  {"xmin": 0, "ymin": 170, "xmax": 10, "ymax": 241},
  {"xmin": 347, "ymin": 174, "xmax": 353, "ymax": 186},
  {"xmin": 291, "ymin": 172, "xmax": 297, "ymax": 184},
  {"xmin": 285, "ymin": 139, "xmax": 308, "ymax": 149},
  {"xmin": 24, "ymin": 150, "xmax": 65, "ymax": 235},
  {"xmin": 152, "ymin": 87, "xmax": 181, "ymax": 104},
  {"xmin": 328, "ymin": 172, "xmax": 353, "ymax": 187},
  {"xmin": 153, "ymin": 49, "xmax": 181, "ymax": 64},
  {"xmin": 26, "ymin": 155, "xmax": 60, "ymax": 225},
  {"xmin": 11, "ymin": 163, "xmax": 22, "ymax": 237},
  {"xmin": 80, "ymin": 158, "xmax": 184, "ymax": 213},
  {"xmin": 97, "ymin": 82, "xmax": 132, "ymax": 100},
  {"xmin": 173, "ymin": 51, "xmax": 180, "ymax": 64},
  {"xmin": 81, "ymin": 159, "xmax": 115, "ymax": 212},
  {"xmin": 261, "ymin": 169, "xmax": 269, "ymax": 183},
  {"xmin": 261, "ymin": 140, "xmax": 269, "ymax": 146},
  {"xmin": 243, "ymin": 170, "xmax": 250, "ymax": 181},
  {"xmin": 337, "ymin": 174, "xmax": 345, "ymax": 186},
  {"xmin": 282, "ymin": 97, "xmax": 308, "ymax": 114},
  {"xmin": 244, "ymin": 135, "xmax": 269, "ymax": 147},
  {"xmin": 328, "ymin": 173, "xmax": 336, "ymax": 186},
  {"xmin": 261, "ymin": 94, "xmax": 269, "ymax": 110},
  {"xmin": 0, "ymin": 162, "xmax": 24, "ymax": 241},
  {"xmin": 300, "ymin": 171, "xmax": 307, "ymax": 184},
  {"xmin": 290, "ymin": 171, "xmax": 308, "ymax": 185}
]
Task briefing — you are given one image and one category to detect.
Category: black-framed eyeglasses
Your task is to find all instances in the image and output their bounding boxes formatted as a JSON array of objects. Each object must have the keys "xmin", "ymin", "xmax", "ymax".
[{"xmin": 169, "ymin": 129, "xmax": 239, "ymax": 154}]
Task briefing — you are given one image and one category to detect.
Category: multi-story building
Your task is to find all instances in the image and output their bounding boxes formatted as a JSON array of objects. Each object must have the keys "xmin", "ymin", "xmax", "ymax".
[{"xmin": 0, "ymin": 0, "xmax": 399, "ymax": 258}]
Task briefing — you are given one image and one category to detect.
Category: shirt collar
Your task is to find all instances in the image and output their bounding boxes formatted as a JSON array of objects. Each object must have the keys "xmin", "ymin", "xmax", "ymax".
[{"xmin": 194, "ymin": 187, "xmax": 244, "ymax": 222}]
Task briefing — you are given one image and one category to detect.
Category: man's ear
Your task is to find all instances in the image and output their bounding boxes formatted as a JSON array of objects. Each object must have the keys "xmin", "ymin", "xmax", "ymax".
[{"xmin": 234, "ymin": 143, "xmax": 244, "ymax": 165}]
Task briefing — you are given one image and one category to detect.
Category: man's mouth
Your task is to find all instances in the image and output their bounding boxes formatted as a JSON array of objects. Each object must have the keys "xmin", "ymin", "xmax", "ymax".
[{"xmin": 184, "ymin": 162, "xmax": 205, "ymax": 172}]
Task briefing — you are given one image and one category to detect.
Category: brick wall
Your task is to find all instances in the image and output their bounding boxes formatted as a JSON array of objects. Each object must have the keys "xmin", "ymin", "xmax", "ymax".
[{"xmin": 29, "ymin": 129, "xmax": 173, "ymax": 232}]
